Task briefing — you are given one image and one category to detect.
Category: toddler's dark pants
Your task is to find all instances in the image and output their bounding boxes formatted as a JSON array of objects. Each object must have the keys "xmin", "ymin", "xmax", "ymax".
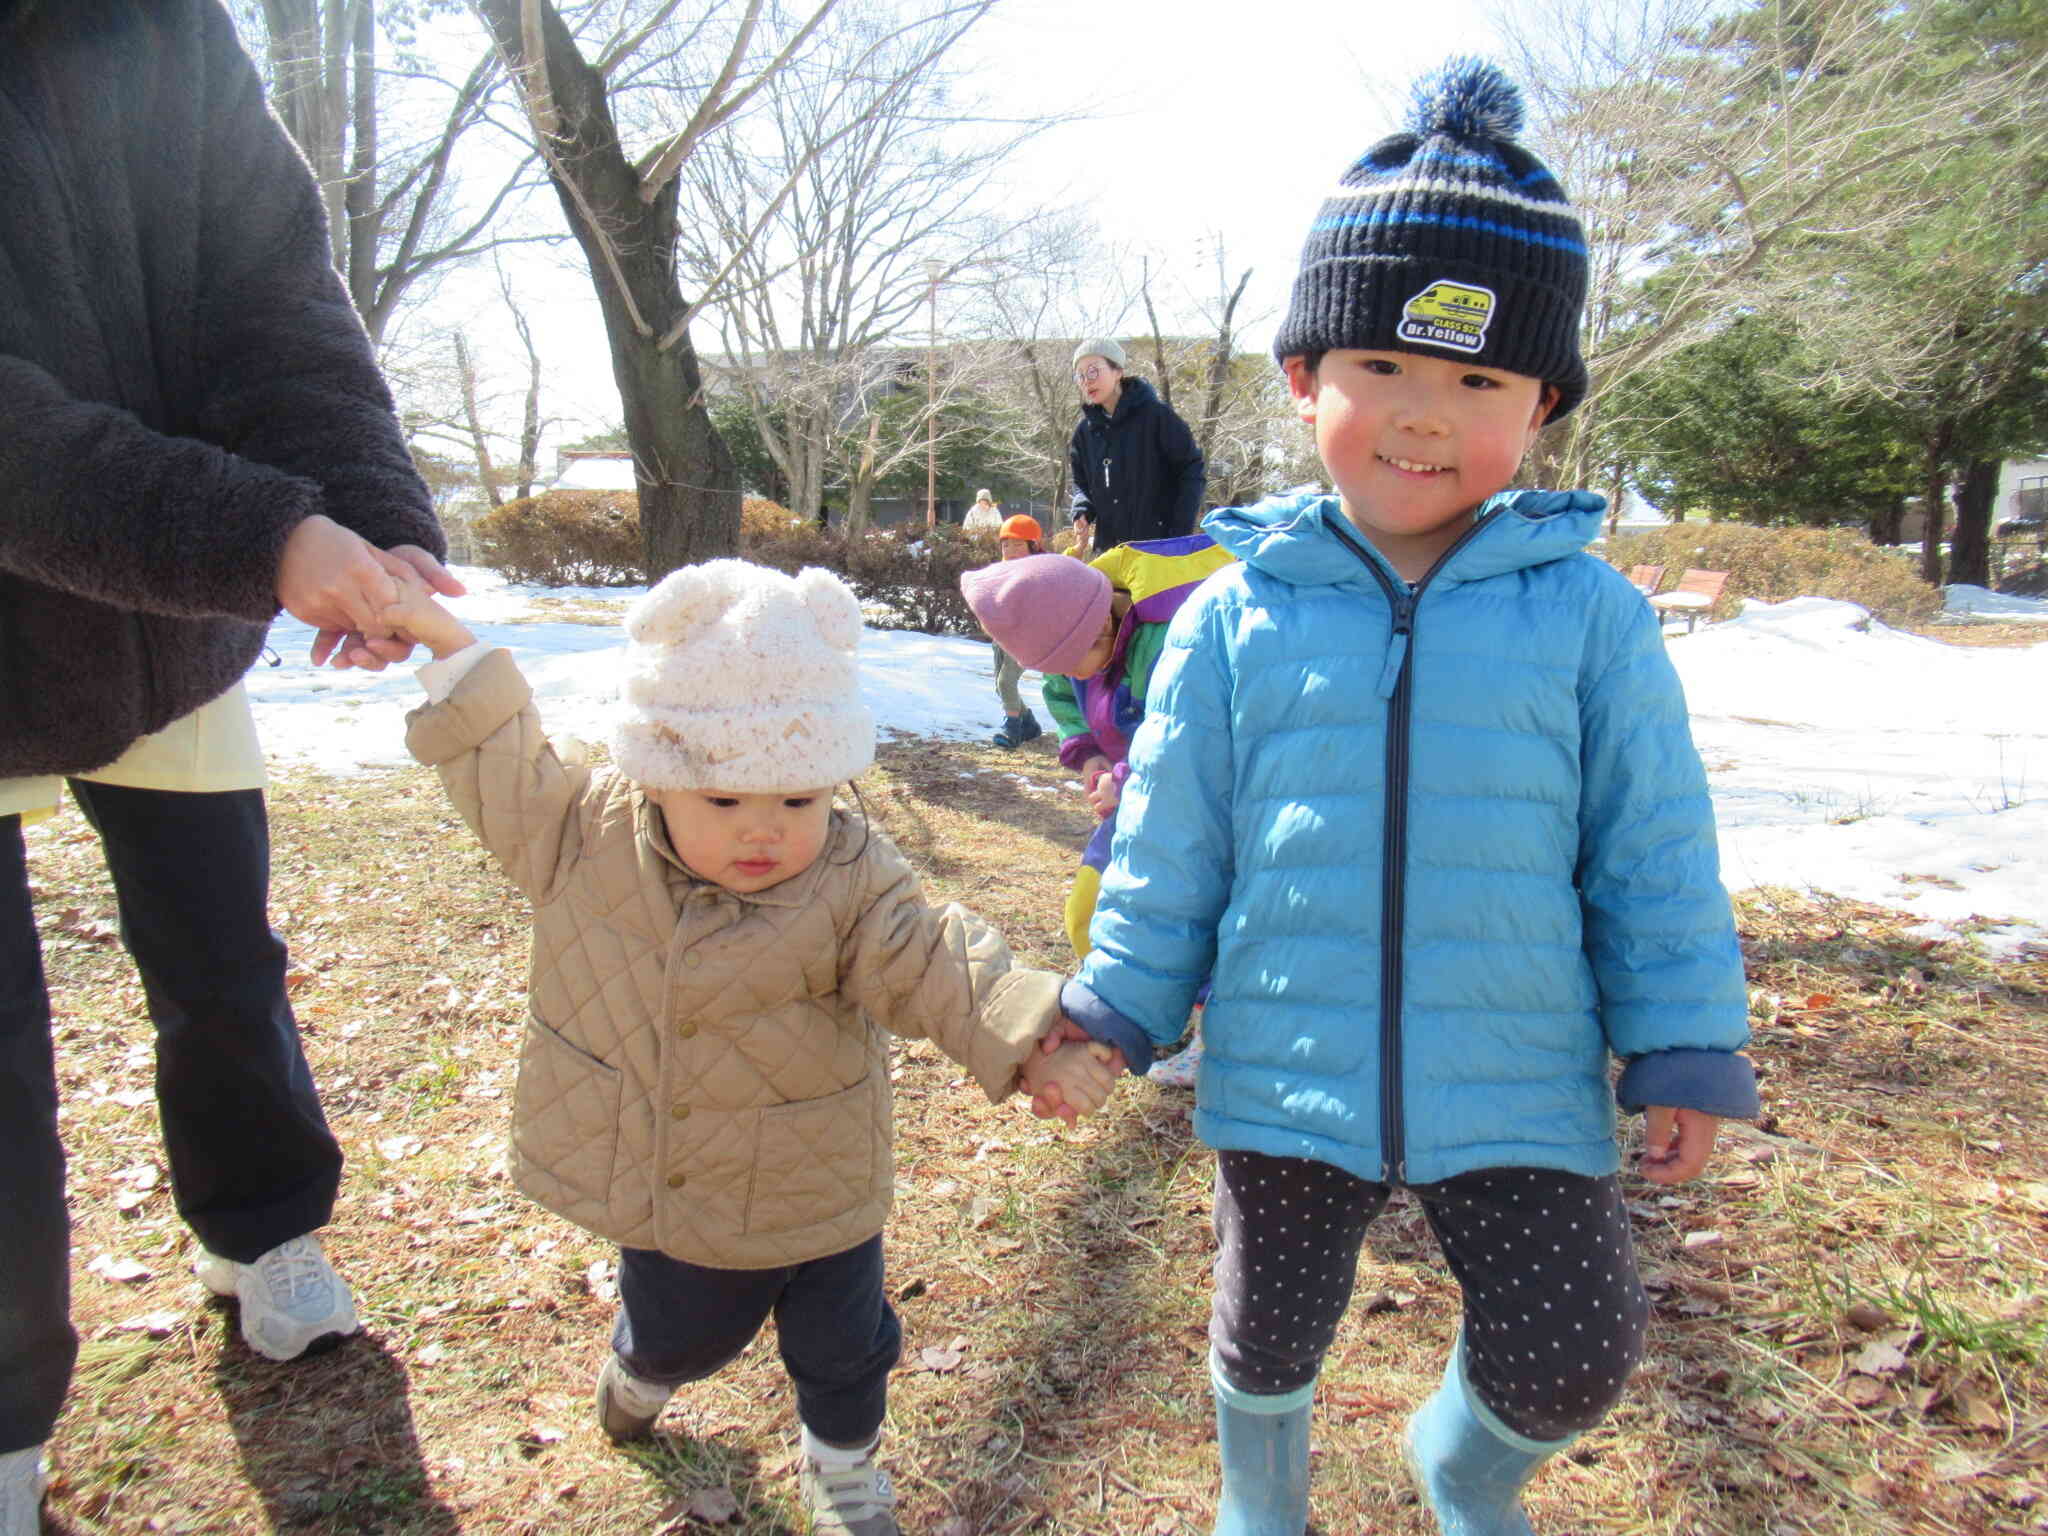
[
  {"xmin": 1209, "ymin": 1150, "xmax": 1649, "ymax": 1442},
  {"xmin": 1, "ymin": 787, "xmax": 344, "ymax": 1453},
  {"xmin": 613, "ymin": 1234, "xmax": 901, "ymax": 1448}
]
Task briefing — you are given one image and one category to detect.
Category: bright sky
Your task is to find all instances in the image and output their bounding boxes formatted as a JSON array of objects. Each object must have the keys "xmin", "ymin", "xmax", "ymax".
[
  {"xmin": 443, "ymin": 0, "xmax": 1510, "ymax": 458},
  {"xmin": 240, "ymin": 569, "xmax": 2048, "ymax": 959}
]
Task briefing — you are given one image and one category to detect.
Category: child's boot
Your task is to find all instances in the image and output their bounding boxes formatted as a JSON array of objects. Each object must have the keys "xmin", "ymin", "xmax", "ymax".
[
  {"xmin": 991, "ymin": 708, "xmax": 1041, "ymax": 748},
  {"xmin": 0, "ymin": 1445, "xmax": 47, "ymax": 1536},
  {"xmin": 1211, "ymin": 1356, "xmax": 1311, "ymax": 1536},
  {"xmin": 595, "ymin": 1354, "xmax": 674, "ymax": 1441},
  {"xmin": 799, "ymin": 1425, "xmax": 899, "ymax": 1535},
  {"xmin": 1404, "ymin": 1342, "xmax": 1574, "ymax": 1535}
]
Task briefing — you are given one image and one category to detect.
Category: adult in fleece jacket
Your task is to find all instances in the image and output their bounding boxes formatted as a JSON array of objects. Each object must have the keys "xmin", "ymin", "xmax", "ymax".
[{"xmin": 0, "ymin": 2, "xmax": 458, "ymax": 1523}]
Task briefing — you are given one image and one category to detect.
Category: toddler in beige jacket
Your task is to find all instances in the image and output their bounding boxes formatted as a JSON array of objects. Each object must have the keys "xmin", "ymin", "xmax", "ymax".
[{"xmin": 383, "ymin": 559, "xmax": 1113, "ymax": 1536}]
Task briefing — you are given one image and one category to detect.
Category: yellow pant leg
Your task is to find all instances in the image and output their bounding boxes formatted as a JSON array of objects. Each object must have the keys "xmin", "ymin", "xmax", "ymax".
[{"xmin": 1065, "ymin": 864, "xmax": 1102, "ymax": 962}]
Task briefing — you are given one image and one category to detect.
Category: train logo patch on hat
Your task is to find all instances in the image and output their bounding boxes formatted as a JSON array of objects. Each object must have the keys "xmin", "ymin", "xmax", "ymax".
[{"xmin": 1398, "ymin": 280, "xmax": 1496, "ymax": 355}]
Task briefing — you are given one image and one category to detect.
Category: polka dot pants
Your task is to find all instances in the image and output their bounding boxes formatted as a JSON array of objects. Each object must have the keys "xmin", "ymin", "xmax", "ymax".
[{"xmin": 1209, "ymin": 1151, "xmax": 1648, "ymax": 1442}]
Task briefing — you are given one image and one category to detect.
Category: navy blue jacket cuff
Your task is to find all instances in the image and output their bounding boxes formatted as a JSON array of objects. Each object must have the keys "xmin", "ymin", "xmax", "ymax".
[
  {"xmin": 1058, "ymin": 979, "xmax": 1154, "ymax": 1077},
  {"xmin": 1615, "ymin": 1049, "xmax": 1760, "ymax": 1120}
]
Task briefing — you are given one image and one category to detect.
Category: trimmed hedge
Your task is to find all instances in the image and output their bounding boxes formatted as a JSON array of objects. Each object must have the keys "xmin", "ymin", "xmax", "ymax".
[
  {"xmin": 744, "ymin": 504, "xmax": 997, "ymax": 636},
  {"xmin": 1605, "ymin": 523, "xmax": 1941, "ymax": 629},
  {"xmin": 470, "ymin": 489, "xmax": 1003, "ymax": 636},
  {"xmin": 471, "ymin": 489, "xmax": 642, "ymax": 586}
]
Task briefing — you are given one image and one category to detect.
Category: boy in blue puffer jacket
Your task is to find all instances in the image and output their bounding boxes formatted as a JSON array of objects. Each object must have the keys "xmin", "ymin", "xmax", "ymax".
[{"xmin": 1053, "ymin": 59, "xmax": 1757, "ymax": 1536}]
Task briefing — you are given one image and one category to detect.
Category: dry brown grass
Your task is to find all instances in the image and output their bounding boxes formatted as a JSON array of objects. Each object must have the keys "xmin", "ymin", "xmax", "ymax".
[
  {"xmin": 1898, "ymin": 623, "xmax": 2048, "ymax": 650},
  {"xmin": 23, "ymin": 741, "xmax": 2048, "ymax": 1535}
]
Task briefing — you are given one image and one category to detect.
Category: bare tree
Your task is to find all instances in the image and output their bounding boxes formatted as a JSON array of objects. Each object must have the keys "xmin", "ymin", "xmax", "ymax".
[
  {"xmin": 674, "ymin": 0, "xmax": 1047, "ymax": 532},
  {"xmin": 1493, "ymin": 0, "xmax": 2047, "ymax": 496},
  {"xmin": 237, "ymin": 1, "xmax": 555, "ymax": 346}
]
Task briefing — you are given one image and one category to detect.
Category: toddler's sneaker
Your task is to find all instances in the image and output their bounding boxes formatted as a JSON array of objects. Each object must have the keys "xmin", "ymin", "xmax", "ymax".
[
  {"xmin": 1147, "ymin": 1032, "xmax": 1204, "ymax": 1089},
  {"xmin": 196, "ymin": 1234, "xmax": 359, "ymax": 1362},
  {"xmin": 0, "ymin": 1444, "xmax": 47, "ymax": 1536},
  {"xmin": 595, "ymin": 1355, "xmax": 674, "ymax": 1441},
  {"xmin": 800, "ymin": 1441, "xmax": 898, "ymax": 1536}
]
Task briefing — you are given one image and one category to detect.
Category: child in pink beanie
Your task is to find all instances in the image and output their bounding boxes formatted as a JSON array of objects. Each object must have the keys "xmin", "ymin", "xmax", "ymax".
[{"xmin": 961, "ymin": 535, "xmax": 1236, "ymax": 1087}]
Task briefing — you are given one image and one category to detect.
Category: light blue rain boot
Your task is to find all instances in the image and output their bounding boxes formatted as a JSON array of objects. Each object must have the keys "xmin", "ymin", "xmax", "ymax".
[
  {"xmin": 1210, "ymin": 1352, "xmax": 1312, "ymax": 1536},
  {"xmin": 1404, "ymin": 1339, "xmax": 1576, "ymax": 1536}
]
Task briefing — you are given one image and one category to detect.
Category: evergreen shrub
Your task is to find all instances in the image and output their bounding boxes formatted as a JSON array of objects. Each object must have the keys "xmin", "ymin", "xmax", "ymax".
[{"xmin": 1606, "ymin": 523, "xmax": 1940, "ymax": 628}]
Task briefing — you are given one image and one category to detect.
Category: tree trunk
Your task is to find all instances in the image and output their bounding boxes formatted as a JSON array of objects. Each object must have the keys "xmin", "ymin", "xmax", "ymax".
[
  {"xmin": 1919, "ymin": 421, "xmax": 1954, "ymax": 586},
  {"xmin": 1949, "ymin": 456, "xmax": 1998, "ymax": 589},
  {"xmin": 453, "ymin": 331, "xmax": 503, "ymax": 507},
  {"xmin": 473, "ymin": 0, "xmax": 738, "ymax": 579},
  {"xmin": 1870, "ymin": 498, "xmax": 1905, "ymax": 545}
]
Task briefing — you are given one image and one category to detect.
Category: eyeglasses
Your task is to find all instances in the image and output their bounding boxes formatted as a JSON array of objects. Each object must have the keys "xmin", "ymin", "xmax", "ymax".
[{"xmin": 1073, "ymin": 364, "xmax": 1106, "ymax": 384}]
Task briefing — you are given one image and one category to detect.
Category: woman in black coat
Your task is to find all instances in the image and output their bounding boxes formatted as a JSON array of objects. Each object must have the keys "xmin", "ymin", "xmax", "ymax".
[{"xmin": 1067, "ymin": 338, "xmax": 1206, "ymax": 552}]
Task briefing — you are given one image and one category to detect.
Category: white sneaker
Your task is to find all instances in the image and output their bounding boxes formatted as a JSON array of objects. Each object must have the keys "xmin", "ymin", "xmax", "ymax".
[
  {"xmin": 0, "ymin": 1445, "xmax": 46, "ymax": 1536},
  {"xmin": 800, "ymin": 1443, "xmax": 898, "ymax": 1536},
  {"xmin": 196, "ymin": 1234, "xmax": 359, "ymax": 1361}
]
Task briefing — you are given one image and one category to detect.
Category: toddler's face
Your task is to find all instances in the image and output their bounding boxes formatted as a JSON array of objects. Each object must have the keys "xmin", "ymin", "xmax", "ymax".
[
  {"xmin": 1283, "ymin": 349, "xmax": 1553, "ymax": 573},
  {"xmin": 999, "ymin": 538, "xmax": 1032, "ymax": 561},
  {"xmin": 650, "ymin": 786, "xmax": 833, "ymax": 893},
  {"xmin": 1067, "ymin": 613, "xmax": 1118, "ymax": 679}
]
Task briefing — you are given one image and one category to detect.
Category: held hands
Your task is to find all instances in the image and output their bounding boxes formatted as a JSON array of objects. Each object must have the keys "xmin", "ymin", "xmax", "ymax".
[
  {"xmin": 1020, "ymin": 1016, "xmax": 1126, "ymax": 1126},
  {"xmin": 1637, "ymin": 1106, "xmax": 1721, "ymax": 1185},
  {"xmin": 278, "ymin": 514, "xmax": 467, "ymax": 670},
  {"xmin": 374, "ymin": 574, "xmax": 477, "ymax": 662}
]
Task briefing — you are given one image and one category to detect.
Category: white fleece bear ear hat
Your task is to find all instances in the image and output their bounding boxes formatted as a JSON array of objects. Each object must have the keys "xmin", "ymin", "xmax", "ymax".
[{"xmin": 613, "ymin": 559, "xmax": 875, "ymax": 792}]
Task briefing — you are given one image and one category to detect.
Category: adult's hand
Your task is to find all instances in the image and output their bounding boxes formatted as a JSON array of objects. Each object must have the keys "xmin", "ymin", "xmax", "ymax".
[
  {"xmin": 307, "ymin": 542, "xmax": 468, "ymax": 670},
  {"xmin": 278, "ymin": 514, "xmax": 401, "ymax": 657}
]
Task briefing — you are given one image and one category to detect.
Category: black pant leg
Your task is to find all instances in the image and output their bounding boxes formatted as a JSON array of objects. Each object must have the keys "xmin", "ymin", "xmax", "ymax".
[
  {"xmin": 611, "ymin": 1246, "xmax": 784, "ymax": 1386},
  {"xmin": 0, "ymin": 815, "xmax": 77, "ymax": 1451},
  {"xmin": 1414, "ymin": 1167, "xmax": 1648, "ymax": 1440},
  {"xmin": 772, "ymin": 1235, "xmax": 900, "ymax": 1447},
  {"xmin": 69, "ymin": 782, "xmax": 341, "ymax": 1261},
  {"xmin": 1207, "ymin": 1150, "xmax": 1387, "ymax": 1396}
]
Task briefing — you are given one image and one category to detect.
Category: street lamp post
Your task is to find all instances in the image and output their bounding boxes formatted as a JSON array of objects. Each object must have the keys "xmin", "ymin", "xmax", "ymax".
[{"xmin": 925, "ymin": 259, "xmax": 941, "ymax": 531}]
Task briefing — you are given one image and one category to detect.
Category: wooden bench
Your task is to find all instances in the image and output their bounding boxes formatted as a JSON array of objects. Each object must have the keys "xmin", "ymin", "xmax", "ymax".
[
  {"xmin": 1627, "ymin": 563, "xmax": 1666, "ymax": 594},
  {"xmin": 1647, "ymin": 568, "xmax": 1729, "ymax": 634}
]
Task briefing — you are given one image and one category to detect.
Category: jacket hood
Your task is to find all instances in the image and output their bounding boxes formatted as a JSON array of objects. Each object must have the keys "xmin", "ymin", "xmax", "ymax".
[
  {"xmin": 1202, "ymin": 487, "xmax": 1606, "ymax": 589},
  {"xmin": 1081, "ymin": 373, "xmax": 1160, "ymax": 428}
]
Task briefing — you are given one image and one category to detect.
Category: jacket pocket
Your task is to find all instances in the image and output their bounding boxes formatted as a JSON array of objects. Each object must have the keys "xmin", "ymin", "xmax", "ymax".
[
  {"xmin": 741, "ymin": 1074, "xmax": 881, "ymax": 1236},
  {"xmin": 511, "ymin": 1013, "xmax": 623, "ymax": 1209}
]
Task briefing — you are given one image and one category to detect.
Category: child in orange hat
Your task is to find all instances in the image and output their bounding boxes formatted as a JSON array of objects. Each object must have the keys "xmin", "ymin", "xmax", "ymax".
[{"xmin": 986, "ymin": 515, "xmax": 1046, "ymax": 747}]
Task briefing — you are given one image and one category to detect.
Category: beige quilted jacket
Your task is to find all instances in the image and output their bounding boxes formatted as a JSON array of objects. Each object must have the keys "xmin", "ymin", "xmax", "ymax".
[{"xmin": 405, "ymin": 649, "xmax": 1064, "ymax": 1268}]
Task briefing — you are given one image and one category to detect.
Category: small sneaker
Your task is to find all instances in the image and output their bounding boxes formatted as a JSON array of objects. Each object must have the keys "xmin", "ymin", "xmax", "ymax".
[
  {"xmin": 0, "ymin": 1445, "xmax": 47, "ymax": 1536},
  {"xmin": 595, "ymin": 1355, "xmax": 674, "ymax": 1442},
  {"xmin": 1147, "ymin": 1032, "xmax": 1204, "ymax": 1088},
  {"xmin": 800, "ymin": 1444, "xmax": 899, "ymax": 1536},
  {"xmin": 196, "ymin": 1234, "xmax": 359, "ymax": 1362}
]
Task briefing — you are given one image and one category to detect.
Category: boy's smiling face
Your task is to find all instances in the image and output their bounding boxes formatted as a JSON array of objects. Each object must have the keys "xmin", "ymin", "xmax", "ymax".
[{"xmin": 1283, "ymin": 349, "xmax": 1555, "ymax": 579}]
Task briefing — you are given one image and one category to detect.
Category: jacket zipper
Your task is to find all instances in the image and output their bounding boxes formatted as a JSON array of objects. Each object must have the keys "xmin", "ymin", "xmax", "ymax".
[{"xmin": 1328, "ymin": 511, "xmax": 1498, "ymax": 1184}]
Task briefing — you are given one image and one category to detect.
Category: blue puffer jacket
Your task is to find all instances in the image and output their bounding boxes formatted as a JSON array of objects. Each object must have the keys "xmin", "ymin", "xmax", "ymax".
[{"xmin": 1062, "ymin": 489, "xmax": 1756, "ymax": 1186}]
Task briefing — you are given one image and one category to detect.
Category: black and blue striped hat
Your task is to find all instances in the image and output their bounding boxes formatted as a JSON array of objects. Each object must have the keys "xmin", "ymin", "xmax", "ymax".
[{"xmin": 1273, "ymin": 58, "xmax": 1589, "ymax": 419}]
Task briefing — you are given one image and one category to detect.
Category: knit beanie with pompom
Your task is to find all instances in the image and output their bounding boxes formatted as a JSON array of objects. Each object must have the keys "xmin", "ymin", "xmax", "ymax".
[
  {"xmin": 1272, "ymin": 57, "xmax": 1589, "ymax": 418},
  {"xmin": 612, "ymin": 559, "xmax": 875, "ymax": 791},
  {"xmin": 960, "ymin": 553, "xmax": 1114, "ymax": 676}
]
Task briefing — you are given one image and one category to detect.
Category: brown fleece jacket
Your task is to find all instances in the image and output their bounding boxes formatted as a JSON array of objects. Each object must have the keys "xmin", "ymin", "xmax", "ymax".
[{"xmin": 0, "ymin": 0, "xmax": 442, "ymax": 776}]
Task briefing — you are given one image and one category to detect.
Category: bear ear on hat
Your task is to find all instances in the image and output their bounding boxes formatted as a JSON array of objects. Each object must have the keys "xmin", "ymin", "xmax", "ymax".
[
  {"xmin": 796, "ymin": 565, "xmax": 862, "ymax": 651},
  {"xmin": 626, "ymin": 560, "xmax": 742, "ymax": 644}
]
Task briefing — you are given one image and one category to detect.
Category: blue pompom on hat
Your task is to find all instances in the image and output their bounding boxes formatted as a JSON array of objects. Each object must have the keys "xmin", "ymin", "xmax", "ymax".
[{"xmin": 1272, "ymin": 57, "xmax": 1590, "ymax": 418}]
